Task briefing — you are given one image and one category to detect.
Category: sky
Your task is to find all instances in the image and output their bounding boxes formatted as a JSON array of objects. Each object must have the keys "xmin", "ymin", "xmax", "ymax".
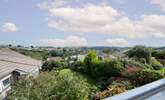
[{"xmin": 0, "ymin": 0, "xmax": 165, "ymax": 47}]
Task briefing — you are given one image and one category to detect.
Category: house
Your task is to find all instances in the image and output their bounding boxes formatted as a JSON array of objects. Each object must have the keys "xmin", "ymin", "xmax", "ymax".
[
  {"xmin": 97, "ymin": 53, "xmax": 116, "ymax": 60},
  {"xmin": 47, "ymin": 57, "xmax": 62, "ymax": 62},
  {"xmin": 0, "ymin": 48, "xmax": 42, "ymax": 99},
  {"xmin": 69, "ymin": 54, "xmax": 86, "ymax": 62}
]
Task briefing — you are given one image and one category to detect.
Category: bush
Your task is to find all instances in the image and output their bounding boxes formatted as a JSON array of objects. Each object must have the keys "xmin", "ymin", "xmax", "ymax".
[
  {"xmin": 94, "ymin": 79, "xmax": 134, "ymax": 99},
  {"xmin": 84, "ymin": 51, "xmax": 98, "ymax": 75},
  {"xmin": 128, "ymin": 69, "xmax": 164, "ymax": 85},
  {"xmin": 151, "ymin": 57, "xmax": 163, "ymax": 70},
  {"xmin": 152, "ymin": 50, "xmax": 165, "ymax": 59},
  {"xmin": 82, "ymin": 59, "xmax": 124, "ymax": 79},
  {"xmin": 42, "ymin": 60, "xmax": 67, "ymax": 71},
  {"xmin": 8, "ymin": 69, "xmax": 98, "ymax": 100},
  {"xmin": 126, "ymin": 46, "xmax": 152, "ymax": 64},
  {"xmin": 103, "ymin": 60, "xmax": 124, "ymax": 77},
  {"xmin": 124, "ymin": 59, "xmax": 153, "ymax": 69},
  {"xmin": 122, "ymin": 66, "xmax": 142, "ymax": 77},
  {"xmin": 82, "ymin": 54, "xmax": 124, "ymax": 79}
]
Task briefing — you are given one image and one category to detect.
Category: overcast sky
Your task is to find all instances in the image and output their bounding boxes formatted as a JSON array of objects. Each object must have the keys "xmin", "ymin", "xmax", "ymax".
[{"xmin": 0, "ymin": 0, "xmax": 165, "ymax": 47}]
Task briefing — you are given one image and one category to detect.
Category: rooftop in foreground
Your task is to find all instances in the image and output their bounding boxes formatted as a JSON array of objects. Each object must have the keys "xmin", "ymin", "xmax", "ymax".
[{"xmin": 0, "ymin": 48, "xmax": 41, "ymax": 79}]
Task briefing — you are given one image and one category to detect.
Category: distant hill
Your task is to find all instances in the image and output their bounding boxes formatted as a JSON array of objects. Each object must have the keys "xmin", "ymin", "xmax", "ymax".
[{"xmin": 155, "ymin": 47, "xmax": 165, "ymax": 51}]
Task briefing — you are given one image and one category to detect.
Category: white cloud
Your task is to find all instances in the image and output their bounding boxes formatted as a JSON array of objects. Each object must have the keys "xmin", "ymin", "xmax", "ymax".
[
  {"xmin": 39, "ymin": 1, "xmax": 165, "ymax": 39},
  {"xmin": 38, "ymin": 0, "xmax": 79, "ymax": 9},
  {"xmin": 103, "ymin": 38, "xmax": 129, "ymax": 47},
  {"xmin": 149, "ymin": 0, "xmax": 165, "ymax": 11},
  {"xmin": 40, "ymin": 36, "xmax": 87, "ymax": 47},
  {"xmin": 135, "ymin": 15, "xmax": 165, "ymax": 38},
  {"xmin": 2, "ymin": 22, "xmax": 18, "ymax": 32}
]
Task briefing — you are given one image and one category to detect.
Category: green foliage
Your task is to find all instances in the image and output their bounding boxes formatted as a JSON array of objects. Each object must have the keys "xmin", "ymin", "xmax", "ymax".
[
  {"xmin": 158, "ymin": 68, "xmax": 165, "ymax": 75},
  {"xmin": 84, "ymin": 51, "xmax": 98, "ymax": 75},
  {"xmin": 102, "ymin": 49, "xmax": 112, "ymax": 54},
  {"xmin": 42, "ymin": 60, "xmax": 67, "ymax": 71},
  {"xmin": 71, "ymin": 61, "xmax": 85, "ymax": 72},
  {"xmin": 152, "ymin": 50, "xmax": 165, "ymax": 59},
  {"xmin": 8, "ymin": 69, "xmax": 98, "ymax": 100},
  {"xmin": 49, "ymin": 50, "xmax": 64, "ymax": 57},
  {"xmin": 124, "ymin": 59, "xmax": 153, "ymax": 69},
  {"xmin": 12, "ymin": 48, "xmax": 49, "ymax": 60},
  {"xmin": 82, "ymin": 58, "xmax": 124, "ymax": 80},
  {"xmin": 94, "ymin": 79, "xmax": 134, "ymax": 99},
  {"xmin": 128, "ymin": 69, "xmax": 164, "ymax": 85},
  {"xmin": 151, "ymin": 57, "xmax": 163, "ymax": 70},
  {"xmin": 84, "ymin": 51, "xmax": 98, "ymax": 65},
  {"xmin": 103, "ymin": 60, "xmax": 124, "ymax": 77},
  {"xmin": 83, "ymin": 51, "xmax": 124, "ymax": 79},
  {"xmin": 126, "ymin": 46, "xmax": 152, "ymax": 64},
  {"xmin": 81, "ymin": 50, "xmax": 124, "ymax": 80}
]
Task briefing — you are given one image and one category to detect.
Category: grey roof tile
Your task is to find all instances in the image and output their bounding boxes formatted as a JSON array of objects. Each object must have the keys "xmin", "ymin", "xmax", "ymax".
[{"xmin": 0, "ymin": 48, "xmax": 42, "ymax": 79}]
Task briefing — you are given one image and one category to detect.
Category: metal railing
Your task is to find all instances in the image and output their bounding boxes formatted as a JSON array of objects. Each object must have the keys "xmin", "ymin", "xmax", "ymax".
[{"xmin": 104, "ymin": 78, "xmax": 165, "ymax": 100}]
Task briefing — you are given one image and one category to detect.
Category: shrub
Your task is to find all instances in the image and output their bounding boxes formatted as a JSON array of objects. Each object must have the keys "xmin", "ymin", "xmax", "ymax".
[
  {"xmin": 84, "ymin": 51, "xmax": 98, "ymax": 75},
  {"xmin": 124, "ymin": 59, "xmax": 153, "ymax": 69},
  {"xmin": 103, "ymin": 60, "xmax": 124, "ymax": 77},
  {"xmin": 129, "ymin": 69, "xmax": 164, "ymax": 85},
  {"xmin": 94, "ymin": 79, "xmax": 134, "ymax": 99},
  {"xmin": 87, "ymin": 59, "xmax": 124, "ymax": 79},
  {"xmin": 126, "ymin": 46, "xmax": 152, "ymax": 64},
  {"xmin": 152, "ymin": 50, "xmax": 165, "ymax": 59},
  {"xmin": 151, "ymin": 57, "xmax": 163, "ymax": 70},
  {"xmin": 139, "ymin": 58, "xmax": 146, "ymax": 64},
  {"xmin": 42, "ymin": 60, "xmax": 67, "ymax": 71},
  {"xmin": 82, "ymin": 56, "xmax": 124, "ymax": 79},
  {"xmin": 122, "ymin": 66, "xmax": 142, "ymax": 78},
  {"xmin": 8, "ymin": 69, "xmax": 98, "ymax": 100},
  {"xmin": 82, "ymin": 51, "xmax": 124, "ymax": 79}
]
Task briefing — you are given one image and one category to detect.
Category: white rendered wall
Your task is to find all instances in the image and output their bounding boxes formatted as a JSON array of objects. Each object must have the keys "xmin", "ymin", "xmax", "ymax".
[{"xmin": 0, "ymin": 74, "xmax": 12, "ymax": 98}]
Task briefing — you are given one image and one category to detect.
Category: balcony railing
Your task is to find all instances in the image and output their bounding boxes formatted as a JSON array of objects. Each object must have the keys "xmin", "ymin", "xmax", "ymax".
[{"xmin": 104, "ymin": 78, "xmax": 165, "ymax": 100}]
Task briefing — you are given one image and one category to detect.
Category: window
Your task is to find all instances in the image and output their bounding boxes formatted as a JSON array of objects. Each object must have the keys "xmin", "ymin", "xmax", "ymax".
[{"xmin": 3, "ymin": 78, "xmax": 10, "ymax": 87}]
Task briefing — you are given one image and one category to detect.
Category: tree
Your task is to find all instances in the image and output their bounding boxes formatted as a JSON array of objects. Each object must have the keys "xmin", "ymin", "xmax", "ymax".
[
  {"xmin": 42, "ymin": 60, "xmax": 66, "ymax": 71},
  {"xmin": 8, "ymin": 44, "xmax": 12, "ymax": 47},
  {"xmin": 128, "ymin": 69, "xmax": 164, "ymax": 85},
  {"xmin": 104, "ymin": 59, "xmax": 124, "ymax": 77},
  {"xmin": 84, "ymin": 51, "xmax": 97, "ymax": 65},
  {"xmin": 152, "ymin": 50, "xmax": 165, "ymax": 59},
  {"xmin": 126, "ymin": 46, "xmax": 152, "ymax": 64},
  {"xmin": 84, "ymin": 51, "xmax": 98, "ymax": 75},
  {"xmin": 49, "ymin": 50, "xmax": 58, "ymax": 57},
  {"xmin": 30, "ymin": 45, "xmax": 34, "ymax": 48},
  {"xmin": 102, "ymin": 49, "xmax": 111, "ymax": 54}
]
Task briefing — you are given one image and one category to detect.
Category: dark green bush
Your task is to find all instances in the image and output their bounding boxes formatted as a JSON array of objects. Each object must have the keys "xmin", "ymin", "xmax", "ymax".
[
  {"xmin": 82, "ymin": 51, "xmax": 124, "ymax": 79},
  {"xmin": 82, "ymin": 57, "xmax": 124, "ymax": 79},
  {"xmin": 126, "ymin": 46, "xmax": 152, "ymax": 64},
  {"xmin": 8, "ymin": 69, "xmax": 98, "ymax": 100},
  {"xmin": 152, "ymin": 50, "xmax": 165, "ymax": 59},
  {"xmin": 42, "ymin": 60, "xmax": 67, "ymax": 71},
  {"xmin": 103, "ymin": 60, "xmax": 124, "ymax": 77},
  {"xmin": 129, "ymin": 69, "xmax": 164, "ymax": 85}
]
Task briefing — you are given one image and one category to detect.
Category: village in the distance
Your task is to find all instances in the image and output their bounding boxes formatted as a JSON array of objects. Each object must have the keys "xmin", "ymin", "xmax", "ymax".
[
  {"xmin": 1, "ymin": 44, "xmax": 165, "ymax": 100},
  {"xmin": 1, "ymin": 0, "xmax": 165, "ymax": 99}
]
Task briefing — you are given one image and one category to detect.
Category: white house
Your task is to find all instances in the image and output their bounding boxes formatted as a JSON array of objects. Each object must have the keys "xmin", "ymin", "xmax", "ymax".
[{"xmin": 0, "ymin": 48, "xmax": 42, "ymax": 99}]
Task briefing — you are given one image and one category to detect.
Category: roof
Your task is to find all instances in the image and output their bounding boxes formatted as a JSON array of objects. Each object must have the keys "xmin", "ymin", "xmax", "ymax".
[
  {"xmin": 0, "ymin": 48, "xmax": 42, "ymax": 79},
  {"xmin": 47, "ymin": 57, "xmax": 62, "ymax": 61}
]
